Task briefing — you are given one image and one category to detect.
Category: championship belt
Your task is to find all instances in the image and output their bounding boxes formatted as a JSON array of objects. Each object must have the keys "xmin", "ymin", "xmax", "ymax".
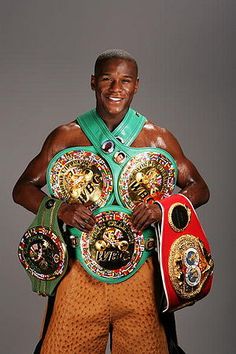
[
  {"xmin": 18, "ymin": 196, "xmax": 68, "ymax": 296},
  {"xmin": 118, "ymin": 151, "xmax": 176, "ymax": 209},
  {"xmin": 47, "ymin": 147, "xmax": 113, "ymax": 211},
  {"xmin": 68, "ymin": 206, "xmax": 156, "ymax": 283},
  {"xmin": 154, "ymin": 194, "xmax": 214, "ymax": 312},
  {"xmin": 76, "ymin": 109, "xmax": 178, "ymax": 210}
]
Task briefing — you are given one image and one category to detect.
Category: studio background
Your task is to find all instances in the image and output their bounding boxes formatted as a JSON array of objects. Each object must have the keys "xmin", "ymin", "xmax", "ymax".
[{"xmin": 0, "ymin": 1, "xmax": 235, "ymax": 353}]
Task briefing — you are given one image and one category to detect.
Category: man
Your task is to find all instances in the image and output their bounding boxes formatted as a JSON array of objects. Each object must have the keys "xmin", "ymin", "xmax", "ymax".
[{"xmin": 13, "ymin": 49, "xmax": 209, "ymax": 354}]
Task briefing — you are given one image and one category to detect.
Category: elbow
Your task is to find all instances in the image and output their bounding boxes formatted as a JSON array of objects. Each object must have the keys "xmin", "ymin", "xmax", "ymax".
[
  {"xmin": 201, "ymin": 182, "xmax": 210, "ymax": 206},
  {"xmin": 12, "ymin": 182, "xmax": 22, "ymax": 205},
  {"xmin": 12, "ymin": 185, "xmax": 19, "ymax": 205},
  {"xmin": 205, "ymin": 184, "xmax": 210, "ymax": 203}
]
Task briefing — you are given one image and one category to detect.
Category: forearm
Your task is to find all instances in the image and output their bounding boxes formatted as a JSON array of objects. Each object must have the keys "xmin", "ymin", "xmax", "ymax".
[
  {"xmin": 12, "ymin": 181, "xmax": 48, "ymax": 215},
  {"xmin": 179, "ymin": 180, "xmax": 210, "ymax": 208}
]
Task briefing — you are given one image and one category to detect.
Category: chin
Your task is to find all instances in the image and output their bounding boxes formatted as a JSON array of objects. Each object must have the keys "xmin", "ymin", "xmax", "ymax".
[
  {"xmin": 107, "ymin": 109, "xmax": 125, "ymax": 116},
  {"xmin": 105, "ymin": 105, "xmax": 128, "ymax": 116}
]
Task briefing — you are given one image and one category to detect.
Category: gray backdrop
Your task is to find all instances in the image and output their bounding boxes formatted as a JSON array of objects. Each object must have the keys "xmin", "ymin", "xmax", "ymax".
[{"xmin": 1, "ymin": 0, "xmax": 235, "ymax": 353}]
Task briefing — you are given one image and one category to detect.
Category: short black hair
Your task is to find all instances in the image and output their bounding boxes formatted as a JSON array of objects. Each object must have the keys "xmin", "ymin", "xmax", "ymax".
[{"xmin": 94, "ymin": 49, "xmax": 138, "ymax": 77}]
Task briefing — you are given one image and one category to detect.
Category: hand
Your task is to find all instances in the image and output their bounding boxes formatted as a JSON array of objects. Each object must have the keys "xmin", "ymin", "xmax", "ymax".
[
  {"xmin": 58, "ymin": 202, "xmax": 96, "ymax": 232},
  {"xmin": 132, "ymin": 202, "xmax": 162, "ymax": 232}
]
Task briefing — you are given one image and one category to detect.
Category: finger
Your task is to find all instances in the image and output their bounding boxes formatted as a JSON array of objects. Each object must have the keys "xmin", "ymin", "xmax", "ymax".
[
  {"xmin": 78, "ymin": 211, "xmax": 96, "ymax": 222},
  {"xmin": 77, "ymin": 220, "xmax": 94, "ymax": 232},
  {"xmin": 83, "ymin": 217, "xmax": 96, "ymax": 228},
  {"xmin": 132, "ymin": 203, "xmax": 146, "ymax": 217},
  {"xmin": 139, "ymin": 219, "xmax": 154, "ymax": 232},
  {"xmin": 83, "ymin": 215, "xmax": 96, "ymax": 224},
  {"xmin": 132, "ymin": 212, "xmax": 149, "ymax": 230},
  {"xmin": 82, "ymin": 209, "xmax": 96, "ymax": 222},
  {"xmin": 132, "ymin": 204, "xmax": 147, "ymax": 221},
  {"xmin": 75, "ymin": 209, "xmax": 96, "ymax": 224},
  {"xmin": 133, "ymin": 206, "xmax": 159, "ymax": 230},
  {"xmin": 76, "ymin": 205, "xmax": 94, "ymax": 216}
]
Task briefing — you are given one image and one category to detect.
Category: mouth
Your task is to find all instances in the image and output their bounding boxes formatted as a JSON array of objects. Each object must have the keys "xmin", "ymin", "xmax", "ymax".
[{"xmin": 107, "ymin": 96, "xmax": 124, "ymax": 103}]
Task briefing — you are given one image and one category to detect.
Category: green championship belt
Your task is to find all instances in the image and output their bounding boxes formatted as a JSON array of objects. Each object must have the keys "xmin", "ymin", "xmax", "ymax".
[
  {"xmin": 44, "ymin": 109, "xmax": 177, "ymax": 284},
  {"xmin": 18, "ymin": 196, "xmax": 68, "ymax": 296},
  {"xmin": 68, "ymin": 205, "xmax": 156, "ymax": 283},
  {"xmin": 77, "ymin": 109, "xmax": 177, "ymax": 209},
  {"xmin": 46, "ymin": 109, "xmax": 177, "ymax": 212}
]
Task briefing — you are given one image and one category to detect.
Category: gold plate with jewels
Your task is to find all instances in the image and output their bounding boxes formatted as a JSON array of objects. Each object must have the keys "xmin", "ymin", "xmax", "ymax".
[
  {"xmin": 79, "ymin": 210, "xmax": 145, "ymax": 282},
  {"xmin": 48, "ymin": 150, "xmax": 113, "ymax": 210},
  {"xmin": 119, "ymin": 151, "xmax": 176, "ymax": 209},
  {"xmin": 18, "ymin": 226, "xmax": 67, "ymax": 281},
  {"xmin": 168, "ymin": 234, "xmax": 214, "ymax": 300}
]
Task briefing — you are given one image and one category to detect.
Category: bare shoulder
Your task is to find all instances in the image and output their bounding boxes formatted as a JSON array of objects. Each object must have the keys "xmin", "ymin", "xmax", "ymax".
[
  {"xmin": 41, "ymin": 120, "xmax": 89, "ymax": 158},
  {"xmin": 48, "ymin": 120, "xmax": 81, "ymax": 140},
  {"xmin": 140, "ymin": 120, "xmax": 184, "ymax": 159}
]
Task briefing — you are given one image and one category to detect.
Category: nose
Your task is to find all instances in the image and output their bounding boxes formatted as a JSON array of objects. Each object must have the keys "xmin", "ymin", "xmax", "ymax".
[{"xmin": 109, "ymin": 79, "xmax": 122, "ymax": 92}]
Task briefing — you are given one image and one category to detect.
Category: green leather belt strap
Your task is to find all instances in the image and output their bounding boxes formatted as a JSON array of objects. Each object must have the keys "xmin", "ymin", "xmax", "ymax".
[
  {"xmin": 30, "ymin": 196, "xmax": 63, "ymax": 230},
  {"xmin": 77, "ymin": 108, "xmax": 147, "ymax": 147},
  {"xmin": 77, "ymin": 109, "xmax": 148, "ymax": 168},
  {"xmin": 18, "ymin": 196, "xmax": 68, "ymax": 296},
  {"xmin": 77, "ymin": 109, "xmax": 177, "ymax": 207}
]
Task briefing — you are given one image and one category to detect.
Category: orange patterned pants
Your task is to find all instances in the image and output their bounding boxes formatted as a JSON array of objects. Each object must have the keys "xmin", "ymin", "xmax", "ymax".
[{"xmin": 41, "ymin": 255, "xmax": 169, "ymax": 354}]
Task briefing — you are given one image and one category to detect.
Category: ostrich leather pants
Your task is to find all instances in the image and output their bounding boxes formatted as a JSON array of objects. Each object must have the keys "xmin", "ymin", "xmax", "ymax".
[{"xmin": 40, "ymin": 255, "xmax": 169, "ymax": 354}]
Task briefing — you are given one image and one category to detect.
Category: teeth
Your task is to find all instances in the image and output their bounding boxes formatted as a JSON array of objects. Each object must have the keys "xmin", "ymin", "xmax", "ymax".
[{"xmin": 109, "ymin": 97, "xmax": 122, "ymax": 101}]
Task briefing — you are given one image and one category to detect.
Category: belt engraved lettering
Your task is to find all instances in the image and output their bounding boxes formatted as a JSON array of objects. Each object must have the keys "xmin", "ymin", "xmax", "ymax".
[
  {"xmin": 119, "ymin": 152, "xmax": 176, "ymax": 209},
  {"xmin": 79, "ymin": 210, "xmax": 145, "ymax": 279},
  {"xmin": 49, "ymin": 150, "xmax": 113, "ymax": 210}
]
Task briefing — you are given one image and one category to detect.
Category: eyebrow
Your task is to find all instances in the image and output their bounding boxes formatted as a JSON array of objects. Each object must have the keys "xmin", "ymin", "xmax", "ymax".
[{"xmin": 100, "ymin": 73, "xmax": 135, "ymax": 78}]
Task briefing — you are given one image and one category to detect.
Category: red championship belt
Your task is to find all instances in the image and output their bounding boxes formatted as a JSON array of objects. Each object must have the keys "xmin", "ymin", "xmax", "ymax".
[{"xmin": 147, "ymin": 193, "xmax": 214, "ymax": 312}]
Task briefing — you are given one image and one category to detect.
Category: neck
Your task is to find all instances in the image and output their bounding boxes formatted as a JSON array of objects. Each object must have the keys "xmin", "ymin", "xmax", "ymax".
[{"xmin": 96, "ymin": 107, "xmax": 129, "ymax": 131}]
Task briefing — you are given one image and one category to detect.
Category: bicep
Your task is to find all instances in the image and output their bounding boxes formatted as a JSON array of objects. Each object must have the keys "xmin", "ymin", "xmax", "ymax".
[
  {"xmin": 17, "ymin": 152, "xmax": 48, "ymax": 188},
  {"xmin": 160, "ymin": 129, "xmax": 207, "ymax": 189},
  {"xmin": 152, "ymin": 126, "xmax": 209, "ymax": 206},
  {"xmin": 176, "ymin": 157, "xmax": 204, "ymax": 189},
  {"xmin": 15, "ymin": 129, "xmax": 57, "ymax": 189}
]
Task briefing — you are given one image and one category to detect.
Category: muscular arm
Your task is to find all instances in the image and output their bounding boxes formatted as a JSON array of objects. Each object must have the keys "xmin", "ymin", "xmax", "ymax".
[
  {"xmin": 13, "ymin": 123, "xmax": 96, "ymax": 231},
  {"xmin": 12, "ymin": 133, "xmax": 54, "ymax": 214},
  {"xmin": 158, "ymin": 128, "xmax": 210, "ymax": 208},
  {"xmin": 132, "ymin": 123, "xmax": 209, "ymax": 231}
]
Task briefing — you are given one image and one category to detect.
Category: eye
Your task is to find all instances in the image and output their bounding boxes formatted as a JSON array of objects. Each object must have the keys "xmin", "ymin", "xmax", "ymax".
[
  {"xmin": 122, "ymin": 79, "xmax": 131, "ymax": 83},
  {"xmin": 101, "ymin": 76, "xmax": 110, "ymax": 81}
]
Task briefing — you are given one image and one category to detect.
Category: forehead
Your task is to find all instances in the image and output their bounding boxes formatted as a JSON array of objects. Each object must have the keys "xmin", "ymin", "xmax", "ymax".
[{"xmin": 96, "ymin": 58, "xmax": 138, "ymax": 77}]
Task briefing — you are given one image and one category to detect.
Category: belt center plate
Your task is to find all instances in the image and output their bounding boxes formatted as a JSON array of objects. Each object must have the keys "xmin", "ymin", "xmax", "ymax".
[
  {"xmin": 80, "ymin": 211, "xmax": 145, "ymax": 279},
  {"xmin": 18, "ymin": 226, "xmax": 67, "ymax": 280},
  {"xmin": 48, "ymin": 150, "xmax": 113, "ymax": 210},
  {"xmin": 119, "ymin": 151, "xmax": 176, "ymax": 209}
]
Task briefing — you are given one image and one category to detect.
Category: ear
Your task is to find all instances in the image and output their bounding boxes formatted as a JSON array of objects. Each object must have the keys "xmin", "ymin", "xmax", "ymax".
[
  {"xmin": 134, "ymin": 77, "xmax": 140, "ymax": 94},
  {"xmin": 91, "ymin": 75, "xmax": 96, "ymax": 90}
]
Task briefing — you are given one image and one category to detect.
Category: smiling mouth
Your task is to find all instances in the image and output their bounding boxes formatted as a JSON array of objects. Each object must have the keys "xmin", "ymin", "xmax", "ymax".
[{"xmin": 107, "ymin": 97, "xmax": 124, "ymax": 102}]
